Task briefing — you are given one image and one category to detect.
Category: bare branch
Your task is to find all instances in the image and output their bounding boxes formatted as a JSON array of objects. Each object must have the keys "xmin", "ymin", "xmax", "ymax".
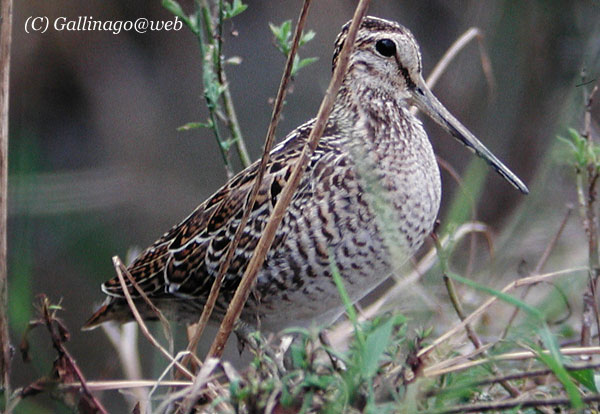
[
  {"xmin": 418, "ymin": 267, "xmax": 588, "ymax": 358},
  {"xmin": 0, "ymin": 0, "xmax": 12, "ymax": 404},
  {"xmin": 207, "ymin": 0, "xmax": 373, "ymax": 359},
  {"xmin": 112, "ymin": 256, "xmax": 193, "ymax": 380},
  {"xmin": 183, "ymin": 0, "xmax": 314, "ymax": 368}
]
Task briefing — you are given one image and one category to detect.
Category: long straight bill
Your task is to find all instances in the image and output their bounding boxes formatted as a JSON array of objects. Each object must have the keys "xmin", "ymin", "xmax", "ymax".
[{"xmin": 411, "ymin": 78, "xmax": 529, "ymax": 195}]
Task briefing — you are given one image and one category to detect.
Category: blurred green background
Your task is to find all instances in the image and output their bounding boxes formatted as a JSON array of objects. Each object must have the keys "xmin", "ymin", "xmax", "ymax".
[{"xmin": 7, "ymin": 0, "xmax": 600, "ymax": 412}]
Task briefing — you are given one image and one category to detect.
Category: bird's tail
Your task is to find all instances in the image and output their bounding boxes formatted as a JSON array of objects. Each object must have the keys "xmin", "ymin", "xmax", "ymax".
[{"xmin": 81, "ymin": 298, "xmax": 119, "ymax": 331}]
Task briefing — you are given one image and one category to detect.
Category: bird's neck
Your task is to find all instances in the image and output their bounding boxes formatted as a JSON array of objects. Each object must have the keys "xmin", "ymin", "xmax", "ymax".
[{"xmin": 330, "ymin": 81, "xmax": 416, "ymax": 149}]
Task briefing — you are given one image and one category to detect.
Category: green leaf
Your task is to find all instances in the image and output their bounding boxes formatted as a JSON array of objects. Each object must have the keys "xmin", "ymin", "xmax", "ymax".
[
  {"xmin": 177, "ymin": 121, "xmax": 213, "ymax": 131},
  {"xmin": 162, "ymin": 0, "xmax": 186, "ymax": 19},
  {"xmin": 293, "ymin": 56, "xmax": 318, "ymax": 75},
  {"xmin": 300, "ymin": 30, "xmax": 316, "ymax": 46},
  {"xmin": 531, "ymin": 338, "xmax": 583, "ymax": 409},
  {"xmin": 162, "ymin": 0, "xmax": 196, "ymax": 33},
  {"xmin": 569, "ymin": 368, "xmax": 597, "ymax": 392},
  {"xmin": 304, "ymin": 373, "xmax": 335, "ymax": 389},
  {"xmin": 224, "ymin": 0, "xmax": 248, "ymax": 19},
  {"xmin": 330, "ymin": 259, "xmax": 358, "ymax": 325},
  {"xmin": 204, "ymin": 79, "xmax": 226, "ymax": 108},
  {"xmin": 225, "ymin": 56, "xmax": 242, "ymax": 65},
  {"xmin": 269, "ymin": 20, "xmax": 292, "ymax": 55},
  {"xmin": 269, "ymin": 21, "xmax": 317, "ymax": 78},
  {"xmin": 361, "ymin": 316, "xmax": 395, "ymax": 377},
  {"xmin": 446, "ymin": 270, "xmax": 544, "ymax": 320},
  {"xmin": 440, "ymin": 159, "xmax": 487, "ymax": 236},
  {"xmin": 557, "ymin": 127, "xmax": 600, "ymax": 169}
]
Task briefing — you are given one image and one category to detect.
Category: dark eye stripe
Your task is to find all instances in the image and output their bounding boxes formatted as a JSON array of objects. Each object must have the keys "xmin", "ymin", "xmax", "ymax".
[{"xmin": 398, "ymin": 65, "xmax": 416, "ymax": 89}]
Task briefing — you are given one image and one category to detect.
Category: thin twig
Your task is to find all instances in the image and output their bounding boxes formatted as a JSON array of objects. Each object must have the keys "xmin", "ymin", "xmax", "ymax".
[
  {"xmin": 424, "ymin": 345, "xmax": 600, "ymax": 377},
  {"xmin": 61, "ymin": 379, "xmax": 194, "ymax": 391},
  {"xmin": 426, "ymin": 27, "xmax": 495, "ymax": 93},
  {"xmin": 172, "ymin": 357, "xmax": 221, "ymax": 414},
  {"xmin": 112, "ymin": 256, "xmax": 193, "ymax": 380},
  {"xmin": 183, "ymin": 0, "xmax": 314, "ymax": 369},
  {"xmin": 36, "ymin": 297, "xmax": 108, "ymax": 413},
  {"xmin": 501, "ymin": 207, "xmax": 572, "ymax": 339},
  {"xmin": 195, "ymin": 0, "xmax": 234, "ymax": 177},
  {"xmin": 101, "ymin": 323, "xmax": 147, "ymax": 408},
  {"xmin": 425, "ymin": 393, "xmax": 600, "ymax": 414},
  {"xmin": 201, "ymin": 0, "xmax": 251, "ymax": 168},
  {"xmin": 576, "ymin": 79, "xmax": 600, "ymax": 347},
  {"xmin": 115, "ymin": 258, "xmax": 174, "ymax": 351},
  {"xmin": 207, "ymin": 0, "xmax": 372, "ymax": 359},
  {"xmin": 432, "ymin": 233, "xmax": 482, "ymax": 349},
  {"xmin": 411, "ymin": 27, "xmax": 495, "ymax": 118},
  {"xmin": 428, "ymin": 361, "xmax": 600, "ymax": 394},
  {"xmin": 432, "ymin": 233, "xmax": 520, "ymax": 397},
  {"xmin": 417, "ymin": 267, "xmax": 588, "ymax": 358},
  {"xmin": 0, "ymin": 0, "xmax": 12, "ymax": 406}
]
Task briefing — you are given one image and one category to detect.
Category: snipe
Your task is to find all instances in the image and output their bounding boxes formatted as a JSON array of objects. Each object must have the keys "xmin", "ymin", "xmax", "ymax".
[{"xmin": 83, "ymin": 16, "xmax": 527, "ymax": 333}]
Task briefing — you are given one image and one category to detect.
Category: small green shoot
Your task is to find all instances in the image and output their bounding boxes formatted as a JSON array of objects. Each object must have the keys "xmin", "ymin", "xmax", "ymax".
[
  {"xmin": 557, "ymin": 127, "xmax": 600, "ymax": 170},
  {"xmin": 162, "ymin": 0, "xmax": 251, "ymax": 174},
  {"xmin": 568, "ymin": 367, "xmax": 597, "ymax": 393},
  {"xmin": 330, "ymin": 255, "xmax": 408, "ymax": 410},
  {"xmin": 176, "ymin": 120, "xmax": 214, "ymax": 131},
  {"xmin": 435, "ymin": 239, "xmax": 586, "ymax": 409},
  {"xmin": 269, "ymin": 20, "xmax": 318, "ymax": 77},
  {"xmin": 223, "ymin": 0, "xmax": 248, "ymax": 19}
]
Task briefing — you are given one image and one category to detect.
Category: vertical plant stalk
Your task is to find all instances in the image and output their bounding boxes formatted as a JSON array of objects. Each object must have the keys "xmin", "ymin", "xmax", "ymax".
[
  {"xmin": 207, "ymin": 0, "xmax": 372, "ymax": 359},
  {"xmin": 181, "ymin": 0, "xmax": 313, "ymax": 370},
  {"xmin": 213, "ymin": 0, "xmax": 251, "ymax": 168},
  {"xmin": 199, "ymin": 0, "xmax": 251, "ymax": 169},
  {"xmin": 112, "ymin": 256, "xmax": 193, "ymax": 380},
  {"xmin": 194, "ymin": 6, "xmax": 235, "ymax": 177},
  {"xmin": 501, "ymin": 207, "xmax": 572, "ymax": 340},
  {"xmin": 0, "ymin": 0, "xmax": 12, "ymax": 403},
  {"xmin": 432, "ymin": 233, "xmax": 520, "ymax": 398},
  {"xmin": 578, "ymin": 83, "xmax": 600, "ymax": 347}
]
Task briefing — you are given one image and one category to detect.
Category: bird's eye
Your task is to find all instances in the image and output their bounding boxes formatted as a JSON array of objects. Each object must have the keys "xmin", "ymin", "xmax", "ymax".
[{"xmin": 375, "ymin": 39, "xmax": 396, "ymax": 57}]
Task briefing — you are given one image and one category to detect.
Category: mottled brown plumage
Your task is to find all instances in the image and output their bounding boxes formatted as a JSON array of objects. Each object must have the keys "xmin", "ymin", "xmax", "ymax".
[{"xmin": 83, "ymin": 17, "xmax": 527, "ymax": 333}]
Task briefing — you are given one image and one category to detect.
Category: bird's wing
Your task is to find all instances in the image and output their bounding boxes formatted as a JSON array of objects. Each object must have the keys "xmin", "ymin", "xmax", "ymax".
[{"xmin": 99, "ymin": 123, "xmax": 314, "ymax": 302}]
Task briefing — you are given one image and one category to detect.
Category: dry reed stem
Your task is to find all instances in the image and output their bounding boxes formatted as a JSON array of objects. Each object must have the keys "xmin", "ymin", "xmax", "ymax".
[
  {"xmin": 501, "ymin": 207, "xmax": 572, "ymax": 339},
  {"xmin": 410, "ymin": 27, "xmax": 495, "ymax": 121},
  {"xmin": 115, "ymin": 257, "xmax": 173, "ymax": 349},
  {"xmin": 148, "ymin": 350, "xmax": 205, "ymax": 405},
  {"xmin": 0, "ymin": 0, "xmax": 12, "ymax": 401},
  {"xmin": 31, "ymin": 296, "xmax": 109, "ymax": 413},
  {"xmin": 421, "ymin": 343, "xmax": 493, "ymax": 374},
  {"xmin": 206, "ymin": 0, "xmax": 373, "ymax": 359},
  {"xmin": 101, "ymin": 323, "xmax": 147, "ymax": 407},
  {"xmin": 426, "ymin": 27, "xmax": 495, "ymax": 93},
  {"xmin": 61, "ymin": 380, "xmax": 193, "ymax": 391},
  {"xmin": 428, "ymin": 393, "xmax": 600, "ymax": 414},
  {"xmin": 448, "ymin": 361, "xmax": 600, "ymax": 390},
  {"xmin": 432, "ymin": 229, "xmax": 520, "ymax": 397},
  {"xmin": 112, "ymin": 256, "xmax": 193, "ymax": 379},
  {"xmin": 425, "ymin": 345, "xmax": 600, "ymax": 377},
  {"xmin": 184, "ymin": 0, "xmax": 314, "ymax": 367},
  {"xmin": 172, "ymin": 357, "xmax": 221, "ymax": 414},
  {"xmin": 417, "ymin": 266, "xmax": 588, "ymax": 359}
]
